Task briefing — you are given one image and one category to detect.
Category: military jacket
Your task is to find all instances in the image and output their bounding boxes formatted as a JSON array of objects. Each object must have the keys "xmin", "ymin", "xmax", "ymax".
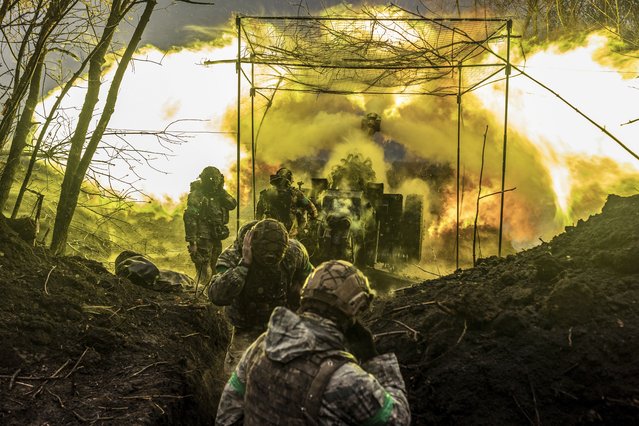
[
  {"xmin": 208, "ymin": 224, "xmax": 313, "ymax": 330},
  {"xmin": 183, "ymin": 179, "xmax": 237, "ymax": 242},
  {"xmin": 215, "ymin": 307, "xmax": 411, "ymax": 425},
  {"xmin": 256, "ymin": 186, "xmax": 317, "ymax": 231}
]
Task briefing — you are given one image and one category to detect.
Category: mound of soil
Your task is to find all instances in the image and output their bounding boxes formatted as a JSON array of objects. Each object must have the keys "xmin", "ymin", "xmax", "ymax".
[
  {"xmin": 1, "ymin": 193, "xmax": 637, "ymax": 425},
  {"xmin": 370, "ymin": 194, "xmax": 639, "ymax": 424},
  {"xmin": 0, "ymin": 215, "xmax": 229, "ymax": 425}
]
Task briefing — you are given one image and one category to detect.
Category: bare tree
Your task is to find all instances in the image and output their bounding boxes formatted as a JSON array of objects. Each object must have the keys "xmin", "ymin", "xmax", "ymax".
[
  {"xmin": 50, "ymin": 0, "xmax": 158, "ymax": 254},
  {"xmin": 0, "ymin": 0, "xmax": 79, "ymax": 152},
  {"xmin": 0, "ymin": 48, "xmax": 45, "ymax": 209}
]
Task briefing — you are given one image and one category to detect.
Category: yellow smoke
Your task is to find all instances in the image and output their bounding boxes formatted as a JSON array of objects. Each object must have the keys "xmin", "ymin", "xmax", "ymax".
[
  {"xmin": 224, "ymin": 25, "xmax": 639, "ymax": 270},
  {"xmin": 41, "ymin": 8, "xmax": 639, "ymax": 271}
]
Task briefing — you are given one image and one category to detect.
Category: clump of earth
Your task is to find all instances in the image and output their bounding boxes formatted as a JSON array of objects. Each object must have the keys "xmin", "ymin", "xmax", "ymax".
[{"xmin": 1, "ymin": 194, "xmax": 638, "ymax": 424}]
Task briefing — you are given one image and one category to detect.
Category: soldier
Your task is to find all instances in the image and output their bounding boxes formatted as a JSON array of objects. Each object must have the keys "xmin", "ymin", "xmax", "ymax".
[
  {"xmin": 215, "ymin": 260, "xmax": 411, "ymax": 425},
  {"xmin": 256, "ymin": 167, "xmax": 318, "ymax": 236},
  {"xmin": 208, "ymin": 218, "xmax": 313, "ymax": 374},
  {"xmin": 183, "ymin": 166, "xmax": 237, "ymax": 284}
]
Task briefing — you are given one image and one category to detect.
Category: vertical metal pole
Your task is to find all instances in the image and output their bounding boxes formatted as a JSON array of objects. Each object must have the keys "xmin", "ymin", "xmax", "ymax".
[
  {"xmin": 251, "ymin": 57, "xmax": 256, "ymax": 217},
  {"xmin": 498, "ymin": 19, "xmax": 512, "ymax": 257},
  {"xmin": 236, "ymin": 16, "xmax": 242, "ymax": 235},
  {"xmin": 456, "ymin": 61, "xmax": 462, "ymax": 270}
]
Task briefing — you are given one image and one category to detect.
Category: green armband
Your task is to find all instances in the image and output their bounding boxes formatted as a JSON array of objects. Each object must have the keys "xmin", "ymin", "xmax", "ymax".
[
  {"xmin": 362, "ymin": 391, "xmax": 394, "ymax": 426},
  {"xmin": 228, "ymin": 371, "xmax": 246, "ymax": 396}
]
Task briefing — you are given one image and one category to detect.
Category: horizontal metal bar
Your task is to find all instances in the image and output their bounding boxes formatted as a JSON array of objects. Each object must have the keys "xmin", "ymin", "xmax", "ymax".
[
  {"xmin": 253, "ymin": 86, "xmax": 458, "ymax": 96},
  {"xmin": 239, "ymin": 15, "xmax": 510, "ymax": 23},
  {"xmin": 241, "ymin": 60, "xmax": 505, "ymax": 70}
]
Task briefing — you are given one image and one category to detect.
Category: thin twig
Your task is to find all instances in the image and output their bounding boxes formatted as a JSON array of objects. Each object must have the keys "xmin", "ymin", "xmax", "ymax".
[
  {"xmin": 72, "ymin": 410, "xmax": 89, "ymax": 422},
  {"xmin": 46, "ymin": 388, "xmax": 65, "ymax": 408},
  {"xmin": 513, "ymin": 394, "xmax": 534, "ymax": 425},
  {"xmin": 435, "ymin": 301, "xmax": 455, "ymax": 315},
  {"xmin": 567, "ymin": 327, "xmax": 573, "ymax": 347},
  {"xmin": 389, "ymin": 319, "xmax": 421, "ymax": 341},
  {"xmin": 65, "ymin": 347, "xmax": 89, "ymax": 378},
  {"xmin": 455, "ymin": 319, "xmax": 467, "ymax": 345},
  {"xmin": 374, "ymin": 330, "xmax": 413, "ymax": 339},
  {"xmin": 129, "ymin": 361, "xmax": 169, "ymax": 378},
  {"xmin": 44, "ymin": 265, "xmax": 56, "ymax": 295},
  {"xmin": 386, "ymin": 301, "xmax": 438, "ymax": 315},
  {"xmin": 31, "ymin": 359, "xmax": 70, "ymax": 398},
  {"xmin": 411, "ymin": 263, "xmax": 441, "ymax": 277},
  {"xmin": 126, "ymin": 304, "xmax": 151, "ymax": 311},
  {"xmin": 120, "ymin": 394, "xmax": 191, "ymax": 400},
  {"xmin": 152, "ymin": 402, "xmax": 165, "ymax": 415},
  {"xmin": 9, "ymin": 368, "xmax": 21, "ymax": 390},
  {"xmin": 529, "ymin": 377, "xmax": 541, "ymax": 425},
  {"xmin": 620, "ymin": 117, "xmax": 639, "ymax": 126}
]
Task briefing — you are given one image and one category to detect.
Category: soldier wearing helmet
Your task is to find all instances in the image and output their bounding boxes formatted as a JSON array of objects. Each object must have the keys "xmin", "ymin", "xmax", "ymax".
[
  {"xmin": 256, "ymin": 167, "xmax": 318, "ymax": 236},
  {"xmin": 208, "ymin": 218, "xmax": 313, "ymax": 374},
  {"xmin": 216, "ymin": 260, "xmax": 411, "ymax": 425},
  {"xmin": 183, "ymin": 166, "xmax": 237, "ymax": 284}
]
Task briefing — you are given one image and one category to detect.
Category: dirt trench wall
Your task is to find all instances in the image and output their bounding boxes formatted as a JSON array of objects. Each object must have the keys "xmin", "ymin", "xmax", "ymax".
[
  {"xmin": 0, "ymin": 214, "xmax": 230, "ymax": 425},
  {"xmin": 367, "ymin": 194, "xmax": 639, "ymax": 424}
]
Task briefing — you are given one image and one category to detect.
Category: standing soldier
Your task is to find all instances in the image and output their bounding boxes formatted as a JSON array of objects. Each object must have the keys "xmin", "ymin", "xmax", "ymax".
[
  {"xmin": 256, "ymin": 167, "xmax": 318, "ymax": 236},
  {"xmin": 183, "ymin": 166, "xmax": 237, "ymax": 286},
  {"xmin": 208, "ymin": 218, "xmax": 313, "ymax": 374}
]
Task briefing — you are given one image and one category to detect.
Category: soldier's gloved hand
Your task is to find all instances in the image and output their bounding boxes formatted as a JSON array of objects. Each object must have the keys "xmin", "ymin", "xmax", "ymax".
[
  {"xmin": 188, "ymin": 241, "xmax": 197, "ymax": 256},
  {"xmin": 240, "ymin": 229, "xmax": 253, "ymax": 266},
  {"xmin": 344, "ymin": 320, "xmax": 378, "ymax": 363}
]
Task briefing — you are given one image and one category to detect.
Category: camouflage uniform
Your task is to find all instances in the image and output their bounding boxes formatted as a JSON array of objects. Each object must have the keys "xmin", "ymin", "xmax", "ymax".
[
  {"xmin": 114, "ymin": 251, "xmax": 194, "ymax": 292},
  {"xmin": 183, "ymin": 168, "xmax": 237, "ymax": 282},
  {"xmin": 208, "ymin": 220, "xmax": 313, "ymax": 373},
  {"xmin": 216, "ymin": 306, "xmax": 411, "ymax": 425},
  {"xmin": 256, "ymin": 168, "xmax": 318, "ymax": 235}
]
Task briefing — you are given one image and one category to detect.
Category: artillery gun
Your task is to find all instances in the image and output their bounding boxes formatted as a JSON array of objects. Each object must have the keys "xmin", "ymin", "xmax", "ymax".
[{"xmin": 298, "ymin": 154, "xmax": 423, "ymax": 270}]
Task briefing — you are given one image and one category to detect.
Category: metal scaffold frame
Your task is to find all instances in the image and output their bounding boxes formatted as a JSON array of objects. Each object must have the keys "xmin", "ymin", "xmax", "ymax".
[{"xmin": 232, "ymin": 10, "xmax": 514, "ymax": 269}]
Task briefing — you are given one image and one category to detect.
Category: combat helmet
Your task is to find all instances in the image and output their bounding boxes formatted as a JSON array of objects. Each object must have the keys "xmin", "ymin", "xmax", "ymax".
[
  {"xmin": 301, "ymin": 260, "xmax": 375, "ymax": 318},
  {"xmin": 269, "ymin": 167, "xmax": 293, "ymax": 188},
  {"xmin": 200, "ymin": 166, "xmax": 224, "ymax": 189},
  {"xmin": 361, "ymin": 112, "xmax": 381, "ymax": 135},
  {"xmin": 250, "ymin": 218, "xmax": 289, "ymax": 266}
]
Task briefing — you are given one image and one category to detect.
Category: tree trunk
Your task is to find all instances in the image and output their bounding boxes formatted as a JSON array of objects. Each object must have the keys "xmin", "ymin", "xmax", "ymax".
[
  {"xmin": 0, "ymin": 51, "xmax": 46, "ymax": 210},
  {"xmin": 0, "ymin": 0, "xmax": 48, "ymax": 151},
  {"xmin": 50, "ymin": 0, "xmax": 157, "ymax": 254},
  {"xmin": 12, "ymin": 38, "xmax": 102, "ymax": 219},
  {"xmin": 49, "ymin": 0, "xmax": 124, "ymax": 253}
]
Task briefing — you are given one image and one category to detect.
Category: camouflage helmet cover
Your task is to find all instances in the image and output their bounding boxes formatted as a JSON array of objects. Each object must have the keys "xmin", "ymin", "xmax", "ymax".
[
  {"xmin": 270, "ymin": 167, "xmax": 293, "ymax": 187},
  {"xmin": 301, "ymin": 260, "xmax": 375, "ymax": 318},
  {"xmin": 250, "ymin": 218, "xmax": 289, "ymax": 266}
]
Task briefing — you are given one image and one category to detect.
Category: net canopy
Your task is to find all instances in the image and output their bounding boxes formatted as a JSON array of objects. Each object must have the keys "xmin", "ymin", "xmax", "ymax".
[{"xmin": 239, "ymin": 8, "xmax": 511, "ymax": 96}]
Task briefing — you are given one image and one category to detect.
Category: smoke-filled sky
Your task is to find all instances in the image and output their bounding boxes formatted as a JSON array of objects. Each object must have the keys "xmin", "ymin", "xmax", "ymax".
[
  {"xmin": 143, "ymin": 1, "xmax": 447, "ymax": 49},
  {"xmin": 41, "ymin": 1, "xmax": 639, "ymax": 265}
]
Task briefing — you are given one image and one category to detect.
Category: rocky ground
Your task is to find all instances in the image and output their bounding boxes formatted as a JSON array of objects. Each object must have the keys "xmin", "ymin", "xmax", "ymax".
[{"xmin": 1, "ymin": 193, "xmax": 638, "ymax": 424}]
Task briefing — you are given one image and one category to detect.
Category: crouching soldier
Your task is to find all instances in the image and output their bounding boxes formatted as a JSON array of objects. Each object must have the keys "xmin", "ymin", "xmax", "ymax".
[
  {"xmin": 208, "ymin": 218, "xmax": 313, "ymax": 374},
  {"xmin": 216, "ymin": 260, "xmax": 411, "ymax": 425},
  {"xmin": 183, "ymin": 166, "xmax": 237, "ymax": 285}
]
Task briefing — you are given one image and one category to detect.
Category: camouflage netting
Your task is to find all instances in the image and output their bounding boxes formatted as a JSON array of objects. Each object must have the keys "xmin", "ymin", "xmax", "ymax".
[
  {"xmin": 368, "ymin": 193, "xmax": 639, "ymax": 424},
  {"xmin": 239, "ymin": 6, "xmax": 510, "ymax": 95}
]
